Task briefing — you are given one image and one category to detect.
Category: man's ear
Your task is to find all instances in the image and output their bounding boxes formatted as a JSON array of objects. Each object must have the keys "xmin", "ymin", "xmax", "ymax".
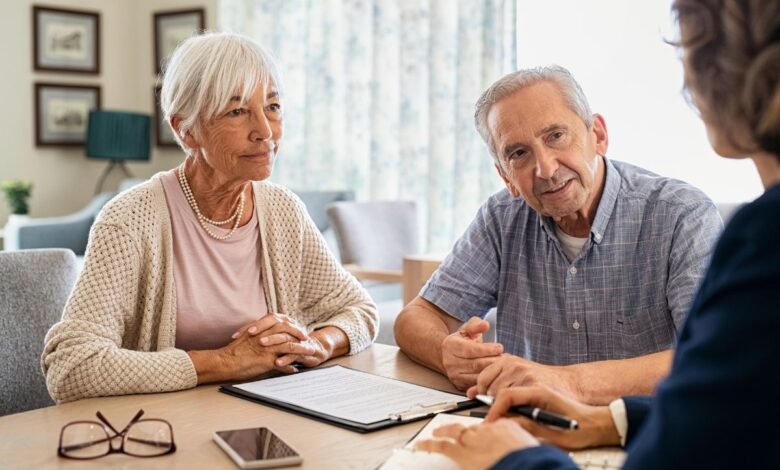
[
  {"xmin": 494, "ymin": 163, "xmax": 521, "ymax": 198},
  {"xmin": 591, "ymin": 113, "xmax": 609, "ymax": 156},
  {"xmin": 170, "ymin": 116, "xmax": 198, "ymax": 150}
]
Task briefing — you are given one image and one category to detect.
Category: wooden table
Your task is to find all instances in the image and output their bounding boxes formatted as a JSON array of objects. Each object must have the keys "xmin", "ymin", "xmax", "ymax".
[{"xmin": 0, "ymin": 344, "xmax": 470, "ymax": 469}]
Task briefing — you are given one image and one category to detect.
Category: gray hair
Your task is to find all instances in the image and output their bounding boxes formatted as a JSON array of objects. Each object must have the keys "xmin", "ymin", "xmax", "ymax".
[
  {"xmin": 160, "ymin": 32, "xmax": 283, "ymax": 154},
  {"xmin": 474, "ymin": 65, "xmax": 593, "ymax": 165}
]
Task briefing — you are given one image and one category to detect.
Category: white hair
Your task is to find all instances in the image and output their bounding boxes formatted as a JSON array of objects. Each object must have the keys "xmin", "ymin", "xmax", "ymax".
[
  {"xmin": 474, "ymin": 65, "xmax": 593, "ymax": 165},
  {"xmin": 160, "ymin": 32, "xmax": 283, "ymax": 154}
]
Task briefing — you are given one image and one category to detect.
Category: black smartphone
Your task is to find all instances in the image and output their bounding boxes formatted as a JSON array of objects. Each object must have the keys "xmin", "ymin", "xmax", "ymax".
[{"xmin": 213, "ymin": 427, "xmax": 302, "ymax": 469}]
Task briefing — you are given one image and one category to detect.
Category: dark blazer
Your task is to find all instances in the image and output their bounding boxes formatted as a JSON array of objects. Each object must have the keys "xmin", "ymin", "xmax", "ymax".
[{"xmin": 493, "ymin": 183, "xmax": 780, "ymax": 470}]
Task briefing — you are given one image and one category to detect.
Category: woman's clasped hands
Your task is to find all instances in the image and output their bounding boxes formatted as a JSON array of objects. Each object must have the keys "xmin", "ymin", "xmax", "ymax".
[
  {"xmin": 189, "ymin": 312, "xmax": 339, "ymax": 384},
  {"xmin": 224, "ymin": 313, "xmax": 329, "ymax": 379}
]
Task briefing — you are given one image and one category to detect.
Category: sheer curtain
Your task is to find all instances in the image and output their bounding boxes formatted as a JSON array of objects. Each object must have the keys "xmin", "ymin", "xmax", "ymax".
[{"xmin": 218, "ymin": 0, "xmax": 515, "ymax": 252}]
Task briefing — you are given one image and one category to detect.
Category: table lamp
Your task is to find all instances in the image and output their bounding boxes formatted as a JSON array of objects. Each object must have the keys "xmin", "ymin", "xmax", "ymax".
[{"xmin": 86, "ymin": 110, "xmax": 151, "ymax": 194}]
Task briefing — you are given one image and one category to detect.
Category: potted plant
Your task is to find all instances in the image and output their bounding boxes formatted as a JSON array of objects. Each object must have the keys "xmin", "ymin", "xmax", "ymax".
[{"xmin": 1, "ymin": 179, "xmax": 33, "ymax": 215}]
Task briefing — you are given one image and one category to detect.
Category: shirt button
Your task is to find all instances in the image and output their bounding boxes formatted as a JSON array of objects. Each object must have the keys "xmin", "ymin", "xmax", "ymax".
[
  {"xmin": 573, "ymin": 320, "xmax": 580, "ymax": 330},
  {"xmin": 594, "ymin": 233, "xmax": 602, "ymax": 241},
  {"xmin": 569, "ymin": 266, "xmax": 577, "ymax": 275}
]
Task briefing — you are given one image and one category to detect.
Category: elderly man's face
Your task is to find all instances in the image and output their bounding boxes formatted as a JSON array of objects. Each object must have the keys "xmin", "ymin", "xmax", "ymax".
[
  {"xmin": 195, "ymin": 82, "xmax": 283, "ymax": 182},
  {"xmin": 488, "ymin": 81, "xmax": 608, "ymax": 220}
]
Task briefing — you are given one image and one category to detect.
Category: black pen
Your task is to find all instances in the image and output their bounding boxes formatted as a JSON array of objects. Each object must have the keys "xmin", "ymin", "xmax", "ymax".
[{"xmin": 476, "ymin": 394, "xmax": 579, "ymax": 430}]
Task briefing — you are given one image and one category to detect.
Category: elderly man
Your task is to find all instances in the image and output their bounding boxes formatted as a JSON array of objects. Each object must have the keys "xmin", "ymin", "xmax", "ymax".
[{"xmin": 394, "ymin": 65, "xmax": 721, "ymax": 405}]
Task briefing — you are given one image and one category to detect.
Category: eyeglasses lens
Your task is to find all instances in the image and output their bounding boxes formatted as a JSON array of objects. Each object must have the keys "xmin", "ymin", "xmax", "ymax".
[
  {"xmin": 60, "ymin": 423, "xmax": 110, "ymax": 458},
  {"xmin": 125, "ymin": 420, "xmax": 173, "ymax": 456}
]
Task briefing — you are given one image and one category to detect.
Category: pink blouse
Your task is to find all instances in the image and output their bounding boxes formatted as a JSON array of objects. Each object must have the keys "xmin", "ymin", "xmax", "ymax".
[{"xmin": 160, "ymin": 169, "xmax": 268, "ymax": 351}]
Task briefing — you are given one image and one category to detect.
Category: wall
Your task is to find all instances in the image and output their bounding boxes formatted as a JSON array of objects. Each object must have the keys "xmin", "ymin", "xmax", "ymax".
[{"xmin": 0, "ymin": 0, "xmax": 216, "ymax": 225}]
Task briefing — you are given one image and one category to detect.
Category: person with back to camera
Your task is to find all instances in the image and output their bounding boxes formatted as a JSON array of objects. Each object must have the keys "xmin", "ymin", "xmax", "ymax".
[
  {"xmin": 43, "ymin": 32, "xmax": 379, "ymax": 403},
  {"xmin": 416, "ymin": 0, "xmax": 780, "ymax": 468}
]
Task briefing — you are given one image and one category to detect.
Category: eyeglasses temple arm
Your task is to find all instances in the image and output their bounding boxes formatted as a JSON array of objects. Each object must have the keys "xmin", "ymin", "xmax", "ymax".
[
  {"xmin": 96, "ymin": 409, "xmax": 145, "ymax": 435},
  {"xmin": 125, "ymin": 436, "xmax": 174, "ymax": 448}
]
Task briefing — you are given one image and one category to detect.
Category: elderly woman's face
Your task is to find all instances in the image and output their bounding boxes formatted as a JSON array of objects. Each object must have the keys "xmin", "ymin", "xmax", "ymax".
[{"xmin": 195, "ymin": 83, "xmax": 283, "ymax": 181}]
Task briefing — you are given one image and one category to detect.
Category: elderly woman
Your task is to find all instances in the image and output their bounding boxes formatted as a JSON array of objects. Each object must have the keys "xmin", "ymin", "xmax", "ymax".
[
  {"xmin": 42, "ymin": 32, "xmax": 378, "ymax": 403},
  {"xmin": 417, "ymin": 0, "xmax": 780, "ymax": 468}
]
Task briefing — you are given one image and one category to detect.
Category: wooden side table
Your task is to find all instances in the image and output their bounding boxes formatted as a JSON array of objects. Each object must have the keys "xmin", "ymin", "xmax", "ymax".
[{"xmin": 402, "ymin": 255, "xmax": 444, "ymax": 305}]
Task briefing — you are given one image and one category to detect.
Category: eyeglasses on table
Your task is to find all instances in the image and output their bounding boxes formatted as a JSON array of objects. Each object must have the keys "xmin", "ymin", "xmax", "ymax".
[{"xmin": 57, "ymin": 409, "xmax": 176, "ymax": 459}]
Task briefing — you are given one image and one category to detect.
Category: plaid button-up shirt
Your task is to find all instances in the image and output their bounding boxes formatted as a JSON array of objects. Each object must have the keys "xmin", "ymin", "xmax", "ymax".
[{"xmin": 421, "ymin": 158, "xmax": 722, "ymax": 365}]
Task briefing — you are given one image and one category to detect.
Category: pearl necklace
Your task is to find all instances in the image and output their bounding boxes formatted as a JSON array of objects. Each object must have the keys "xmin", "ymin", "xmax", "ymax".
[{"xmin": 177, "ymin": 164, "xmax": 245, "ymax": 241}]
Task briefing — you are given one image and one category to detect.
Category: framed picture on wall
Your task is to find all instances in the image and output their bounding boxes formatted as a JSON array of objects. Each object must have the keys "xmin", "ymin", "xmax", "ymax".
[
  {"xmin": 153, "ymin": 9, "xmax": 205, "ymax": 74},
  {"xmin": 154, "ymin": 86, "xmax": 178, "ymax": 148},
  {"xmin": 33, "ymin": 6, "xmax": 100, "ymax": 74},
  {"xmin": 35, "ymin": 83, "xmax": 101, "ymax": 147}
]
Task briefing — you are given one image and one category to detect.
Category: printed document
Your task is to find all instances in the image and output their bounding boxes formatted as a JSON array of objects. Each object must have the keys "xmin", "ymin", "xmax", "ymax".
[
  {"xmin": 234, "ymin": 365, "xmax": 465, "ymax": 425},
  {"xmin": 381, "ymin": 414, "xmax": 627, "ymax": 470}
]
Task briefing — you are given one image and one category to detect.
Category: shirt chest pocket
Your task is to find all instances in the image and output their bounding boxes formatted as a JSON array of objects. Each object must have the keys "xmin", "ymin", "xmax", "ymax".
[{"xmin": 611, "ymin": 303, "xmax": 676, "ymax": 359}]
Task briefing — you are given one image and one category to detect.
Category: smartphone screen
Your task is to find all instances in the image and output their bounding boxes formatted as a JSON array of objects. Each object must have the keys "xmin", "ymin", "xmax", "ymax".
[{"xmin": 215, "ymin": 428, "xmax": 299, "ymax": 461}]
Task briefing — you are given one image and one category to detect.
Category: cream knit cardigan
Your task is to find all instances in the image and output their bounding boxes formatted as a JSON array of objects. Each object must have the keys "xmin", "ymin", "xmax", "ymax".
[{"xmin": 42, "ymin": 176, "xmax": 379, "ymax": 403}]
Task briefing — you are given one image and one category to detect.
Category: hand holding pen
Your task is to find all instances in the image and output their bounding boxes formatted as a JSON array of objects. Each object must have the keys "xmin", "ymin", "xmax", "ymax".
[
  {"xmin": 479, "ymin": 387, "xmax": 622, "ymax": 450},
  {"xmin": 476, "ymin": 394, "xmax": 578, "ymax": 429}
]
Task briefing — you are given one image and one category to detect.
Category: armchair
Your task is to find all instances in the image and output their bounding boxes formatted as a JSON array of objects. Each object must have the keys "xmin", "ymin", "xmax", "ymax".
[
  {"xmin": 0, "ymin": 249, "xmax": 79, "ymax": 415},
  {"xmin": 2, "ymin": 178, "xmax": 146, "ymax": 256},
  {"xmin": 292, "ymin": 190, "xmax": 355, "ymax": 259},
  {"xmin": 326, "ymin": 201, "xmax": 418, "ymax": 345},
  {"xmin": 3, "ymin": 192, "xmax": 114, "ymax": 256}
]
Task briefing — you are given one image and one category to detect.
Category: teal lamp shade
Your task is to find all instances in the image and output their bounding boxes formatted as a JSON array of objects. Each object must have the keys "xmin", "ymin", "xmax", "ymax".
[{"xmin": 86, "ymin": 110, "xmax": 151, "ymax": 161}]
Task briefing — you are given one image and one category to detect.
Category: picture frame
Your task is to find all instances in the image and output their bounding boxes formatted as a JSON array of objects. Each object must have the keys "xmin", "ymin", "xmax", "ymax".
[
  {"xmin": 153, "ymin": 9, "xmax": 205, "ymax": 74},
  {"xmin": 33, "ymin": 6, "xmax": 100, "ymax": 74},
  {"xmin": 35, "ymin": 83, "xmax": 101, "ymax": 147},
  {"xmin": 154, "ymin": 86, "xmax": 178, "ymax": 148}
]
